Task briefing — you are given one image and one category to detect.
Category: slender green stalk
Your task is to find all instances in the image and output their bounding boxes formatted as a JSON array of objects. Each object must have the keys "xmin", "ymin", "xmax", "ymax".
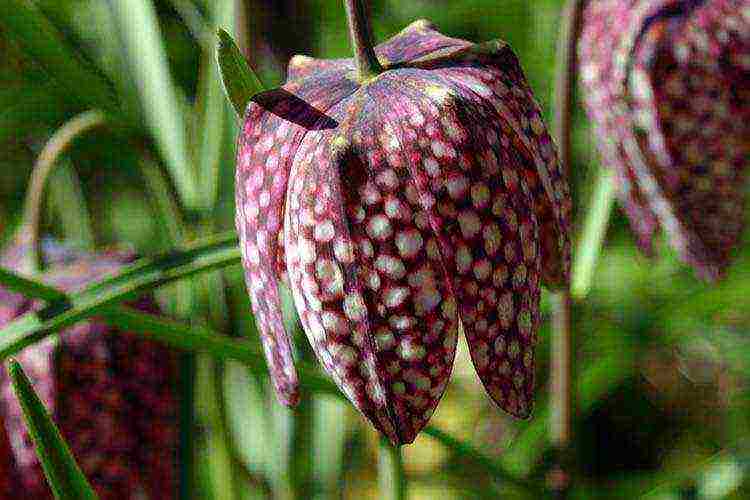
[
  {"xmin": 549, "ymin": 291, "xmax": 573, "ymax": 495},
  {"xmin": 571, "ymin": 168, "xmax": 616, "ymax": 299},
  {"xmin": 289, "ymin": 342, "xmax": 315, "ymax": 498},
  {"xmin": 197, "ymin": 356, "xmax": 237, "ymax": 500},
  {"xmin": 343, "ymin": 0, "xmax": 383, "ymax": 81},
  {"xmin": 17, "ymin": 109, "xmax": 105, "ymax": 272},
  {"xmin": 379, "ymin": 439, "xmax": 406, "ymax": 500},
  {"xmin": 550, "ymin": 0, "xmax": 585, "ymax": 497}
]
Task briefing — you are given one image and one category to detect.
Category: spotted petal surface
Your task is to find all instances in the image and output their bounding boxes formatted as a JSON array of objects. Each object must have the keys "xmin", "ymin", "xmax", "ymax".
[
  {"xmin": 580, "ymin": 0, "xmax": 750, "ymax": 280},
  {"xmin": 236, "ymin": 21, "xmax": 570, "ymax": 443},
  {"xmin": 0, "ymin": 243, "xmax": 179, "ymax": 499},
  {"xmin": 235, "ymin": 74, "xmax": 358, "ymax": 405}
]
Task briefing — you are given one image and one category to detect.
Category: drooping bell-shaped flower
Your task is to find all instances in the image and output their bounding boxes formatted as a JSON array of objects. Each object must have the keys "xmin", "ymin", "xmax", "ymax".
[
  {"xmin": 579, "ymin": 0, "xmax": 749, "ymax": 281},
  {"xmin": 235, "ymin": 13, "xmax": 570, "ymax": 444},
  {"xmin": 0, "ymin": 242, "xmax": 179, "ymax": 499}
]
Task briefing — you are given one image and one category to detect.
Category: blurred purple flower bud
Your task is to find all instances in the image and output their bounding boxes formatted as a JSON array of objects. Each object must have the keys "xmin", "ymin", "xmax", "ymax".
[
  {"xmin": 0, "ymin": 242, "xmax": 179, "ymax": 499},
  {"xmin": 579, "ymin": 0, "xmax": 749, "ymax": 280}
]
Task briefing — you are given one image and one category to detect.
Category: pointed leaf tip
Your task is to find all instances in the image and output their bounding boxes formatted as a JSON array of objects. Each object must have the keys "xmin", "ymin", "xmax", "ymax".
[
  {"xmin": 8, "ymin": 359, "xmax": 97, "ymax": 499},
  {"xmin": 215, "ymin": 29, "xmax": 265, "ymax": 119}
]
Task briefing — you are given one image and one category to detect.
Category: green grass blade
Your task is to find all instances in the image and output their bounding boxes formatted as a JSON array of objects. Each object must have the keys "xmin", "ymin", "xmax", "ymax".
[
  {"xmin": 47, "ymin": 161, "xmax": 95, "ymax": 251},
  {"xmin": 216, "ymin": 29, "xmax": 265, "ymax": 119},
  {"xmin": 99, "ymin": 308, "xmax": 262, "ymax": 365},
  {"xmin": 0, "ymin": 263, "xmax": 261, "ymax": 366},
  {"xmin": 107, "ymin": 0, "xmax": 198, "ymax": 209},
  {"xmin": 82, "ymin": 231, "xmax": 239, "ymax": 296},
  {"xmin": 571, "ymin": 167, "xmax": 616, "ymax": 299},
  {"xmin": 0, "ymin": 233, "xmax": 241, "ymax": 359},
  {"xmin": 7, "ymin": 359, "xmax": 97, "ymax": 500},
  {"xmin": 195, "ymin": 0, "xmax": 234, "ymax": 210},
  {"xmin": 0, "ymin": 0, "xmax": 114, "ymax": 110},
  {"xmin": 0, "ymin": 268, "xmax": 66, "ymax": 302}
]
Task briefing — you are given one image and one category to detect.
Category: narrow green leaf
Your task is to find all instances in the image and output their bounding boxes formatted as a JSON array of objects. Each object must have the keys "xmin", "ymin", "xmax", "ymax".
[
  {"xmin": 196, "ymin": 356, "xmax": 237, "ymax": 500},
  {"xmin": 0, "ymin": 264, "xmax": 261, "ymax": 366},
  {"xmin": 107, "ymin": 0, "xmax": 198, "ymax": 209},
  {"xmin": 0, "ymin": 268, "xmax": 66, "ymax": 302},
  {"xmin": 0, "ymin": 232, "xmax": 241, "ymax": 359},
  {"xmin": 83, "ymin": 231, "xmax": 239, "ymax": 296},
  {"xmin": 571, "ymin": 167, "xmax": 616, "ymax": 299},
  {"xmin": 215, "ymin": 29, "xmax": 265, "ymax": 119},
  {"xmin": 7, "ymin": 359, "xmax": 97, "ymax": 500},
  {"xmin": 0, "ymin": 1, "xmax": 115, "ymax": 111},
  {"xmin": 98, "ymin": 308, "xmax": 262, "ymax": 365}
]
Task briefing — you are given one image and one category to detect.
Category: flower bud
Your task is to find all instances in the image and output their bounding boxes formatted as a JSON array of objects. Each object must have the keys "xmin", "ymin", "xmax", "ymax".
[{"xmin": 0, "ymin": 241, "xmax": 179, "ymax": 499}]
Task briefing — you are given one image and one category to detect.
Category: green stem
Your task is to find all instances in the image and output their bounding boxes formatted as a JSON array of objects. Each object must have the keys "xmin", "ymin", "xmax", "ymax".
[
  {"xmin": 549, "ymin": 291, "xmax": 573, "ymax": 496},
  {"xmin": 550, "ymin": 0, "xmax": 585, "ymax": 497},
  {"xmin": 289, "ymin": 340, "xmax": 315, "ymax": 498},
  {"xmin": 343, "ymin": 0, "xmax": 383, "ymax": 81},
  {"xmin": 378, "ymin": 438, "xmax": 406, "ymax": 500},
  {"xmin": 17, "ymin": 109, "xmax": 105, "ymax": 273},
  {"xmin": 179, "ymin": 353, "xmax": 196, "ymax": 500},
  {"xmin": 197, "ymin": 356, "xmax": 237, "ymax": 500}
]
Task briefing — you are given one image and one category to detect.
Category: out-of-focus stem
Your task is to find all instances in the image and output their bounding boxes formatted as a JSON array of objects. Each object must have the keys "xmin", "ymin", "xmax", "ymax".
[
  {"xmin": 379, "ymin": 438, "xmax": 406, "ymax": 500},
  {"xmin": 550, "ymin": 290, "xmax": 572, "ymax": 444},
  {"xmin": 18, "ymin": 109, "xmax": 105, "ymax": 273},
  {"xmin": 288, "ymin": 337, "xmax": 315, "ymax": 498},
  {"xmin": 235, "ymin": 0, "xmax": 250, "ymax": 58},
  {"xmin": 550, "ymin": 0, "xmax": 585, "ymax": 497},
  {"xmin": 343, "ymin": 0, "xmax": 383, "ymax": 82},
  {"xmin": 197, "ymin": 356, "xmax": 237, "ymax": 500}
]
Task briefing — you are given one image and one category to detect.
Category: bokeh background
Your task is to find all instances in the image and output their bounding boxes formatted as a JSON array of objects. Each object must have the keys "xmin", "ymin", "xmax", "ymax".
[{"xmin": 1, "ymin": 0, "xmax": 748, "ymax": 498}]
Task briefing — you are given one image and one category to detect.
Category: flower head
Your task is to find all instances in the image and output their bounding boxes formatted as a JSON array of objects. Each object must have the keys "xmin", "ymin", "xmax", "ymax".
[
  {"xmin": 579, "ymin": 0, "xmax": 749, "ymax": 280},
  {"xmin": 0, "ymin": 241, "xmax": 179, "ymax": 499},
  {"xmin": 235, "ymin": 20, "xmax": 570, "ymax": 444}
]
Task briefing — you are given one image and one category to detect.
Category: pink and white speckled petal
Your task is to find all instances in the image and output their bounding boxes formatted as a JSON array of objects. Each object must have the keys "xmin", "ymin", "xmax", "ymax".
[
  {"xmin": 375, "ymin": 76, "xmax": 541, "ymax": 418},
  {"xmin": 406, "ymin": 41, "xmax": 571, "ymax": 289},
  {"xmin": 235, "ymin": 73, "xmax": 358, "ymax": 405}
]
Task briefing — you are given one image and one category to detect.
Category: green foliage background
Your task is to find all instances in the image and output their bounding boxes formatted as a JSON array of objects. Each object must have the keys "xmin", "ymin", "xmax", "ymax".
[{"xmin": 0, "ymin": 0, "xmax": 748, "ymax": 498}]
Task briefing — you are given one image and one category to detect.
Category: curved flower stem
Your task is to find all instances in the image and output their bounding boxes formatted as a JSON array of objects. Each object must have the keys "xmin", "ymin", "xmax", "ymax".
[
  {"xmin": 343, "ymin": 0, "xmax": 383, "ymax": 82},
  {"xmin": 550, "ymin": 0, "xmax": 585, "ymax": 497},
  {"xmin": 379, "ymin": 438, "xmax": 406, "ymax": 500},
  {"xmin": 17, "ymin": 109, "xmax": 106, "ymax": 273}
]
